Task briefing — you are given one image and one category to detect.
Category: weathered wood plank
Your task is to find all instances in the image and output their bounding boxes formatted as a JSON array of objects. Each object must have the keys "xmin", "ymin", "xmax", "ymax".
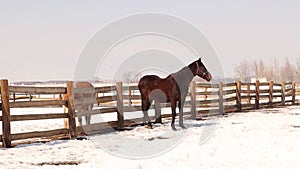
[
  {"xmin": 241, "ymin": 95, "xmax": 253, "ymax": 100},
  {"xmin": 196, "ymin": 83, "xmax": 219, "ymax": 88},
  {"xmin": 10, "ymin": 113, "xmax": 67, "ymax": 121},
  {"xmin": 259, "ymin": 89, "xmax": 270, "ymax": 93},
  {"xmin": 224, "ymin": 96, "xmax": 237, "ymax": 102},
  {"xmin": 123, "ymin": 95, "xmax": 141, "ymax": 100},
  {"xmin": 8, "ymin": 86, "xmax": 66, "ymax": 94},
  {"xmin": 11, "ymin": 128, "xmax": 68, "ymax": 141},
  {"xmin": 10, "ymin": 100, "xmax": 67, "ymax": 108},
  {"xmin": 273, "ymin": 83, "xmax": 282, "ymax": 87},
  {"xmin": 272, "ymin": 89, "xmax": 282, "ymax": 93},
  {"xmin": 223, "ymin": 89, "xmax": 236, "ymax": 95},
  {"xmin": 259, "ymin": 82, "xmax": 270, "ymax": 86},
  {"xmin": 241, "ymin": 89, "xmax": 256, "ymax": 94},
  {"xmin": 100, "ymin": 107, "xmax": 118, "ymax": 113},
  {"xmin": 197, "ymin": 98, "xmax": 220, "ymax": 105},
  {"xmin": 95, "ymin": 86, "xmax": 116, "ymax": 93},
  {"xmin": 196, "ymin": 91, "xmax": 219, "ymax": 96},
  {"xmin": 222, "ymin": 82, "xmax": 236, "ymax": 88},
  {"xmin": 128, "ymin": 85, "xmax": 139, "ymax": 91},
  {"xmin": 96, "ymin": 96, "xmax": 116, "ymax": 103},
  {"xmin": 224, "ymin": 105, "xmax": 238, "ymax": 112}
]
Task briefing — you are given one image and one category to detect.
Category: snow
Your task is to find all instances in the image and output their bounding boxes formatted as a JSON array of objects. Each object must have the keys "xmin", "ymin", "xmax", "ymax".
[
  {"xmin": 1, "ymin": 106, "xmax": 300, "ymax": 169},
  {"xmin": 10, "ymin": 108, "xmax": 66, "ymax": 134}
]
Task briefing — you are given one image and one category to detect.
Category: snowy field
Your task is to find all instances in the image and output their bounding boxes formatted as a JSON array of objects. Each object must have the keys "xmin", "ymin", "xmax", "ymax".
[{"xmin": 1, "ymin": 106, "xmax": 300, "ymax": 169}]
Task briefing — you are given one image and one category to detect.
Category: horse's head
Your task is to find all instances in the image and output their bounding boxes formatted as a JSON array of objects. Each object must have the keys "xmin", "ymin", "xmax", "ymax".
[{"xmin": 193, "ymin": 58, "xmax": 212, "ymax": 82}]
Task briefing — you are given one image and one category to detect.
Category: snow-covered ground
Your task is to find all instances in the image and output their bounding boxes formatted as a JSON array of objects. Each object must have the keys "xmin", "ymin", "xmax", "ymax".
[{"xmin": 1, "ymin": 106, "xmax": 300, "ymax": 169}]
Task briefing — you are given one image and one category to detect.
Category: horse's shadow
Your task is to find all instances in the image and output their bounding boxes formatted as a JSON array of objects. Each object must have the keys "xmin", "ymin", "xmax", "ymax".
[{"xmin": 183, "ymin": 122, "xmax": 219, "ymax": 128}]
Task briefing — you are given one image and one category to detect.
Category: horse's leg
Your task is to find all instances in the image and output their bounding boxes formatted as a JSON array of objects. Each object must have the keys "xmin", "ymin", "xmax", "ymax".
[
  {"xmin": 142, "ymin": 97, "xmax": 152, "ymax": 128},
  {"xmin": 78, "ymin": 116, "xmax": 83, "ymax": 126},
  {"xmin": 178, "ymin": 99, "xmax": 187, "ymax": 129},
  {"xmin": 86, "ymin": 104, "xmax": 92, "ymax": 125},
  {"xmin": 154, "ymin": 100, "xmax": 162, "ymax": 124},
  {"xmin": 171, "ymin": 100, "xmax": 177, "ymax": 131}
]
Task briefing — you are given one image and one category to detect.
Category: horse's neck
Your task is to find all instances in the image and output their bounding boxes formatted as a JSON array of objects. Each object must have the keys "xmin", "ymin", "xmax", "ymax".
[{"xmin": 172, "ymin": 66, "xmax": 195, "ymax": 91}]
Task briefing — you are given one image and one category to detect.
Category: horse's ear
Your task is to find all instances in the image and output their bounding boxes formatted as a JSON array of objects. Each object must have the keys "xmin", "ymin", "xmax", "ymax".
[{"xmin": 198, "ymin": 57, "xmax": 202, "ymax": 61}]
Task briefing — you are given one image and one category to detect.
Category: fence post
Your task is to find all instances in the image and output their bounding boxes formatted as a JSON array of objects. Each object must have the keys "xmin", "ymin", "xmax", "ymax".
[
  {"xmin": 292, "ymin": 82, "xmax": 296, "ymax": 105},
  {"xmin": 1, "ymin": 79, "xmax": 12, "ymax": 148},
  {"xmin": 281, "ymin": 82, "xmax": 285, "ymax": 106},
  {"xmin": 66, "ymin": 81, "xmax": 77, "ymax": 139},
  {"xmin": 269, "ymin": 81, "xmax": 273, "ymax": 108},
  {"xmin": 62, "ymin": 94, "xmax": 69, "ymax": 129},
  {"xmin": 190, "ymin": 81, "xmax": 196, "ymax": 119},
  {"xmin": 13, "ymin": 92, "xmax": 16, "ymax": 102},
  {"xmin": 128, "ymin": 86, "xmax": 132, "ymax": 107},
  {"xmin": 116, "ymin": 82, "xmax": 124, "ymax": 130},
  {"xmin": 236, "ymin": 80, "xmax": 242, "ymax": 111},
  {"xmin": 255, "ymin": 80, "xmax": 260, "ymax": 109},
  {"xmin": 246, "ymin": 84, "xmax": 251, "ymax": 104},
  {"xmin": 218, "ymin": 82, "xmax": 224, "ymax": 114}
]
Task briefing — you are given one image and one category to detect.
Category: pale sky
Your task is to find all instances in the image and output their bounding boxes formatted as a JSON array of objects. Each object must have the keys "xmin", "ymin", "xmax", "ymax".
[{"xmin": 1, "ymin": 0, "xmax": 300, "ymax": 82}]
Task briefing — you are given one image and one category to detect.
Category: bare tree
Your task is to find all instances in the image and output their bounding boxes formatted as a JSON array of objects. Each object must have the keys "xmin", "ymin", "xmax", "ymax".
[
  {"xmin": 234, "ymin": 60, "xmax": 252, "ymax": 82},
  {"xmin": 252, "ymin": 58, "xmax": 265, "ymax": 79},
  {"xmin": 122, "ymin": 70, "xmax": 142, "ymax": 84},
  {"xmin": 295, "ymin": 55, "xmax": 300, "ymax": 82},
  {"xmin": 281, "ymin": 57, "xmax": 295, "ymax": 82},
  {"xmin": 234, "ymin": 57, "xmax": 297, "ymax": 83},
  {"xmin": 272, "ymin": 57, "xmax": 280, "ymax": 82},
  {"xmin": 265, "ymin": 57, "xmax": 279, "ymax": 82}
]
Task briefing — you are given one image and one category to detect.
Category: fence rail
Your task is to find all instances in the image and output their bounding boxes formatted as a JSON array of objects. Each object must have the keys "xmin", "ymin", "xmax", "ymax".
[{"xmin": 1, "ymin": 79, "xmax": 300, "ymax": 148}]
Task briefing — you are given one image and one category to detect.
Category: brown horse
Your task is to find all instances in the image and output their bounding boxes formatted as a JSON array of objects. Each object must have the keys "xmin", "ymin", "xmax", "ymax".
[
  {"xmin": 62, "ymin": 82, "xmax": 94, "ymax": 126},
  {"xmin": 138, "ymin": 58, "xmax": 212, "ymax": 130},
  {"xmin": 74, "ymin": 82, "xmax": 94, "ymax": 125}
]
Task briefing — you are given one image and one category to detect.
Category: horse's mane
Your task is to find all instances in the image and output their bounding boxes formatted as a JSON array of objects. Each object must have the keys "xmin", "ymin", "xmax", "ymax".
[
  {"xmin": 169, "ymin": 66, "xmax": 187, "ymax": 78},
  {"xmin": 171, "ymin": 61, "xmax": 195, "ymax": 78}
]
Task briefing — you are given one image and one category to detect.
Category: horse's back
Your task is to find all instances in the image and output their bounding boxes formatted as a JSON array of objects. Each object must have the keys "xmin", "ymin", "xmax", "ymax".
[
  {"xmin": 138, "ymin": 75, "xmax": 161, "ymax": 93},
  {"xmin": 138, "ymin": 75, "xmax": 161, "ymax": 86},
  {"xmin": 140, "ymin": 75, "xmax": 161, "ymax": 81}
]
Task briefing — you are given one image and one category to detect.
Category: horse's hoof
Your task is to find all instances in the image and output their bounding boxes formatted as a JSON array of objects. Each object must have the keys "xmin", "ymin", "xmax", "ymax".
[
  {"xmin": 180, "ymin": 125, "xmax": 187, "ymax": 130},
  {"xmin": 145, "ymin": 122, "xmax": 153, "ymax": 129},
  {"xmin": 154, "ymin": 119, "xmax": 162, "ymax": 124},
  {"xmin": 171, "ymin": 125, "xmax": 177, "ymax": 131},
  {"xmin": 145, "ymin": 125, "xmax": 152, "ymax": 129}
]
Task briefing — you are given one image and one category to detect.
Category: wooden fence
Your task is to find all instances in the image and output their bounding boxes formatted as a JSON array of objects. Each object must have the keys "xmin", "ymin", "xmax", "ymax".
[
  {"xmin": 0, "ymin": 80, "xmax": 74, "ymax": 148},
  {"xmin": 1, "ymin": 79, "xmax": 300, "ymax": 148}
]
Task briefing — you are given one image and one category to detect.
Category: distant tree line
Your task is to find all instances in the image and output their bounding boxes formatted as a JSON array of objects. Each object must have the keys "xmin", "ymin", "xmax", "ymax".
[{"xmin": 234, "ymin": 56, "xmax": 300, "ymax": 83}]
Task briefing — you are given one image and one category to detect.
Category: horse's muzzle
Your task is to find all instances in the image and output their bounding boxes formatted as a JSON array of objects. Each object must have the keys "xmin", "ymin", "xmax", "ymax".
[{"xmin": 204, "ymin": 72, "xmax": 212, "ymax": 82}]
